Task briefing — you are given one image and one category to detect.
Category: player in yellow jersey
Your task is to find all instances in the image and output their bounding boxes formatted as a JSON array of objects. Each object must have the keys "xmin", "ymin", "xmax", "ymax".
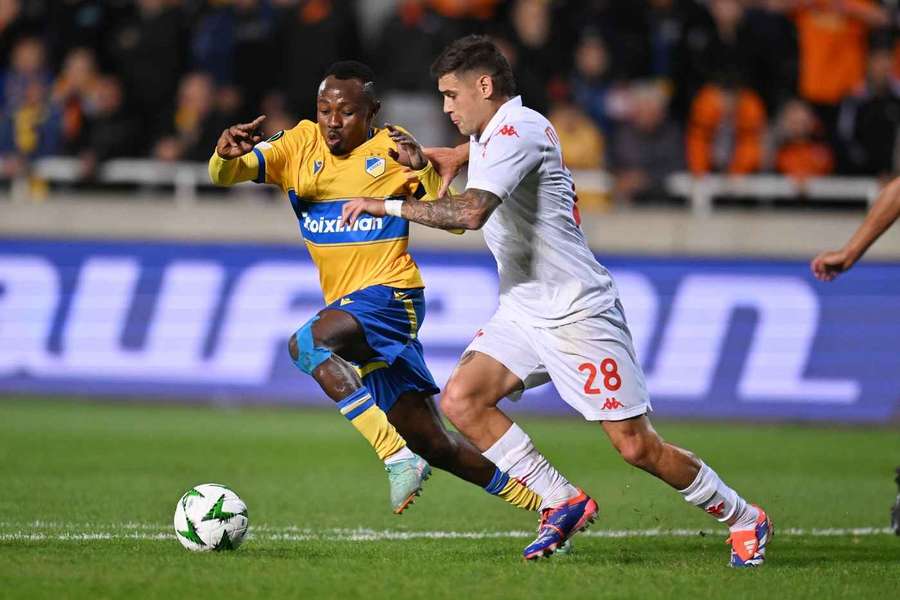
[{"xmin": 208, "ymin": 61, "xmax": 541, "ymax": 516}]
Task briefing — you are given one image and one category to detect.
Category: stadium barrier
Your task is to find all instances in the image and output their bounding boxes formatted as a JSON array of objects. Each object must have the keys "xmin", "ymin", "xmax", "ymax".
[
  {"xmin": 2, "ymin": 157, "xmax": 881, "ymax": 212},
  {"xmin": 1, "ymin": 238, "xmax": 897, "ymax": 423}
]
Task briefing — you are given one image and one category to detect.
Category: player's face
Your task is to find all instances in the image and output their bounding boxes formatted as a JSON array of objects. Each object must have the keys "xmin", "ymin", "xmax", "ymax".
[
  {"xmin": 316, "ymin": 76, "xmax": 375, "ymax": 155},
  {"xmin": 438, "ymin": 72, "xmax": 493, "ymax": 137}
]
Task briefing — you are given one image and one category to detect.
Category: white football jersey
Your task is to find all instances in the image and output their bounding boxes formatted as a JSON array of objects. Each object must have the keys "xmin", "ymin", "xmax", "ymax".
[{"xmin": 465, "ymin": 96, "xmax": 618, "ymax": 326}]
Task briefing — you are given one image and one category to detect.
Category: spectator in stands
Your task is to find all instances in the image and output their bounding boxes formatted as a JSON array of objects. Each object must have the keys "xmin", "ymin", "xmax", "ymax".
[
  {"xmin": 571, "ymin": 31, "xmax": 616, "ymax": 137},
  {"xmin": 774, "ymin": 98, "xmax": 833, "ymax": 179},
  {"xmin": 44, "ymin": 0, "xmax": 108, "ymax": 70},
  {"xmin": 504, "ymin": 0, "xmax": 563, "ymax": 88},
  {"xmin": 792, "ymin": 0, "xmax": 888, "ymax": 141},
  {"xmin": 492, "ymin": 34, "xmax": 548, "ymax": 116},
  {"xmin": 190, "ymin": 0, "xmax": 277, "ymax": 117},
  {"xmin": 644, "ymin": 0, "xmax": 710, "ymax": 82},
  {"xmin": 0, "ymin": 35, "xmax": 61, "ymax": 183},
  {"xmin": 686, "ymin": 78, "xmax": 767, "ymax": 175},
  {"xmin": 52, "ymin": 47, "xmax": 99, "ymax": 155},
  {"xmin": 0, "ymin": 78, "xmax": 61, "ymax": 179},
  {"xmin": 671, "ymin": 0, "xmax": 750, "ymax": 118},
  {"xmin": 374, "ymin": 0, "xmax": 459, "ymax": 94},
  {"xmin": 154, "ymin": 72, "xmax": 228, "ymax": 163},
  {"xmin": 0, "ymin": 0, "xmax": 25, "ymax": 70},
  {"xmin": 742, "ymin": 0, "xmax": 798, "ymax": 111},
  {"xmin": 108, "ymin": 0, "xmax": 185, "ymax": 138},
  {"xmin": 276, "ymin": 0, "xmax": 362, "ymax": 119},
  {"xmin": 79, "ymin": 75, "xmax": 140, "ymax": 177},
  {"xmin": 1, "ymin": 35, "xmax": 50, "ymax": 110},
  {"xmin": 612, "ymin": 80, "xmax": 684, "ymax": 202},
  {"xmin": 258, "ymin": 91, "xmax": 297, "ymax": 138},
  {"xmin": 548, "ymin": 96, "xmax": 607, "ymax": 209},
  {"xmin": 838, "ymin": 43, "xmax": 900, "ymax": 176}
]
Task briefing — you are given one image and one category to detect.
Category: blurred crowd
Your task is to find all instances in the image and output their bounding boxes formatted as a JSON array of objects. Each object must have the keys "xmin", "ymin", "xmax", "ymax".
[{"xmin": 4, "ymin": 0, "xmax": 900, "ymax": 204}]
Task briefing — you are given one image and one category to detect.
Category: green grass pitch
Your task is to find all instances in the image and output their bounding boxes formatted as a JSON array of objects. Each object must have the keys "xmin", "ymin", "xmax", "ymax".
[{"xmin": 1, "ymin": 398, "xmax": 898, "ymax": 599}]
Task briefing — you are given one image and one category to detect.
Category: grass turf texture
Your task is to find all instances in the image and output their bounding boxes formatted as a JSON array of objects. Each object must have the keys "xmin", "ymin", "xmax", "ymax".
[{"xmin": 1, "ymin": 398, "xmax": 897, "ymax": 599}]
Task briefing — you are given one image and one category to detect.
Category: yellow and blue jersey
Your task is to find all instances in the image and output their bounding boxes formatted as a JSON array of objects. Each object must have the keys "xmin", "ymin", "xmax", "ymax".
[{"xmin": 209, "ymin": 120, "xmax": 444, "ymax": 304}]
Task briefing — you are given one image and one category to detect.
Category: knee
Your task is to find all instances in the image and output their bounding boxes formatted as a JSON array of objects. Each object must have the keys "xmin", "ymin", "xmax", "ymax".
[
  {"xmin": 614, "ymin": 432, "xmax": 662, "ymax": 470},
  {"xmin": 439, "ymin": 380, "xmax": 480, "ymax": 426},
  {"xmin": 289, "ymin": 317, "xmax": 334, "ymax": 374}
]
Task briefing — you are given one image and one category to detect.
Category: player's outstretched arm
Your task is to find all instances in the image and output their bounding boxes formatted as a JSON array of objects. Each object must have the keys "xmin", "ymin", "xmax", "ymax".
[
  {"xmin": 208, "ymin": 115, "xmax": 266, "ymax": 186},
  {"xmin": 341, "ymin": 188, "xmax": 501, "ymax": 231},
  {"xmin": 811, "ymin": 176, "xmax": 900, "ymax": 281}
]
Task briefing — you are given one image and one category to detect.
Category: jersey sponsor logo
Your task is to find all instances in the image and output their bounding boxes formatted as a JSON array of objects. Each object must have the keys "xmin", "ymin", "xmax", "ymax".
[
  {"xmin": 298, "ymin": 199, "xmax": 408, "ymax": 244},
  {"xmin": 303, "ymin": 214, "xmax": 383, "ymax": 234},
  {"xmin": 312, "ymin": 160, "xmax": 323, "ymax": 175},
  {"xmin": 266, "ymin": 130, "xmax": 284, "ymax": 143},
  {"xmin": 498, "ymin": 125, "xmax": 519, "ymax": 137},
  {"xmin": 365, "ymin": 156, "xmax": 385, "ymax": 178}
]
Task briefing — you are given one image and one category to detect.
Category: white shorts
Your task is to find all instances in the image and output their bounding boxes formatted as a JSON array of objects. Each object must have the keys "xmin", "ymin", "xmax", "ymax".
[{"xmin": 465, "ymin": 300, "xmax": 651, "ymax": 421}]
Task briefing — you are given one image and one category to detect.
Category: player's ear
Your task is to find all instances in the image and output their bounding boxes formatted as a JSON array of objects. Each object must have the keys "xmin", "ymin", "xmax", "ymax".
[
  {"xmin": 478, "ymin": 75, "xmax": 493, "ymax": 100},
  {"xmin": 366, "ymin": 100, "xmax": 381, "ymax": 128}
]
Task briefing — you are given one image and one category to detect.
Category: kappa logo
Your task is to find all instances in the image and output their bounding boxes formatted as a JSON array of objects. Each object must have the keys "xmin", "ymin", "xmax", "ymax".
[
  {"xmin": 498, "ymin": 125, "xmax": 519, "ymax": 137},
  {"xmin": 365, "ymin": 156, "xmax": 385, "ymax": 178},
  {"xmin": 705, "ymin": 501, "xmax": 726, "ymax": 517},
  {"xmin": 339, "ymin": 297, "xmax": 353, "ymax": 306},
  {"xmin": 601, "ymin": 398, "xmax": 624, "ymax": 410},
  {"xmin": 312, "ymin": 160, "xmax": 323, "ymax": 175}
]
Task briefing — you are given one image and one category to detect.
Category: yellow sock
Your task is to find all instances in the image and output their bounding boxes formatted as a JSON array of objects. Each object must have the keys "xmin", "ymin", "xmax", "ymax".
[
  {"xmin": 337, "ymin": 388, "xmax": 406, "ymax": 461},
  {"xmin": 485, "ymin": 468, "xmax": 542, "ymax": 511}
]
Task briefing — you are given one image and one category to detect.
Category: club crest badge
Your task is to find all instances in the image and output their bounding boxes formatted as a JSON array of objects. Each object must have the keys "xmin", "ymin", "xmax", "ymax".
[
  {"xmin": 312, "ymin": 160, "xmax": 323, "ymax": 175},
  {"xmin": 365, "ymin": 156, "xmax": 385, "ymax": 178}
]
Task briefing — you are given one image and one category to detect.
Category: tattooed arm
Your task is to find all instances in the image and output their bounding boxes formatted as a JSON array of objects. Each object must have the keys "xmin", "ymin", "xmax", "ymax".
[{"xmin": 341, "ymin": 188, "xmax": 501, "ymax": 231}]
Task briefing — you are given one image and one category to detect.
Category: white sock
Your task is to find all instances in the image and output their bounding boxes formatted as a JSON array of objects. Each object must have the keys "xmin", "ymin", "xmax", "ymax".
[
  {"xmin": 483, "ymin": 423, "xmax": 579, "ymax": 511},
  {"xmin": 679, "ymin": 462, "xmax": 759, "ymax": 530},
  {"xmin": 384, "ymin": 445, "xmax": 415, "ymax": 465}
]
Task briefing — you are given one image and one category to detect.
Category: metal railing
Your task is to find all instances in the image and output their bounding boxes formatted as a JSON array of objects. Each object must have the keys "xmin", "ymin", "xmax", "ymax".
[{"xmin": 1, "ymin": 157, "xmax": 884, "ymax": 212}]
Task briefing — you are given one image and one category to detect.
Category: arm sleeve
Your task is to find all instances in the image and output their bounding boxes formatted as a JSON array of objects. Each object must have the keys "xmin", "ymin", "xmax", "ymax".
[
  {"xmin": 208, "ymin": 151, "xmax": 260, "ymax": 186},
  {"xmin": 465, "ymin": 122, "xmax": 544, "ymax": 200},
  {"xmin": 413, "ymin": 161, "xmax": 445, "ymax": 200},
  {"xmin": 209, "ymin": 124, "xmax": 309, "ymax": 187}
]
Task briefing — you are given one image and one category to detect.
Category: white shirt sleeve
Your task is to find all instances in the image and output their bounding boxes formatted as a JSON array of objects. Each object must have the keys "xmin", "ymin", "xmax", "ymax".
[{"xmin": 466, "ymin": 121, "xmax": 544, "ymax": 200}]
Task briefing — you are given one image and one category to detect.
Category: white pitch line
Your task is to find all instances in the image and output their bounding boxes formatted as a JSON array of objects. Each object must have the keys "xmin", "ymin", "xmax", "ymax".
[{"xmin": 0, "ymin": 526, "xmax": 893, "ymax": 543}]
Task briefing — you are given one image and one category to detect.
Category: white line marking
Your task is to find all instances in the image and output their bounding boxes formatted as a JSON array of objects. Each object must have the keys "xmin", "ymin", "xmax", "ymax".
[{"xmin": 0, "ymin": 525, "xmax": 893, "ymax": 543}]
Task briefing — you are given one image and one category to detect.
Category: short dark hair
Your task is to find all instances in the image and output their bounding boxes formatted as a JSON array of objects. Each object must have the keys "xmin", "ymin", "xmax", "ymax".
[
  {"xmin": 430, "ymin": 35, "xmax": 516, "ymax": 98},
  {"xmin": 322, "ymin": 60, "xmax": 378, "ymax": 102}
]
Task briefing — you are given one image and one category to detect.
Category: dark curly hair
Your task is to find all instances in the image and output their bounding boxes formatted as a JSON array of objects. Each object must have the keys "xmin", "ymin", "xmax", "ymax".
[{"xmin": 430, "ymin": 35, "xmax": 516, "ymax": 98}]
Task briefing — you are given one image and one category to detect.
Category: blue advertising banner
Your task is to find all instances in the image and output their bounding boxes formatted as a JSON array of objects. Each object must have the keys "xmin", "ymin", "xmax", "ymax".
[{"xmin": 0, "ymin": 238, "xmax": 897, "ymax": 422}]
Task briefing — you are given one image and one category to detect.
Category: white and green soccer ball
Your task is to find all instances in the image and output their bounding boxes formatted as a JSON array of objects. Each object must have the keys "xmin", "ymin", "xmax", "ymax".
[{"xmin": 173, "ymin": 483, "xmax": 249, "ymax": 552}]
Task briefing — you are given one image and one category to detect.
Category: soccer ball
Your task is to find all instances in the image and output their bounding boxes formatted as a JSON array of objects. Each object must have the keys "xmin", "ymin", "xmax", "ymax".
[{"xmin": 173, "ymin": 483, "xmax": 249, "ymax": 552}]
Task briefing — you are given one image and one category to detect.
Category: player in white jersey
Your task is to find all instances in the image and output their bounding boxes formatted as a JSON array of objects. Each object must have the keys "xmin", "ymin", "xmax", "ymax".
[{"xmin": 342, "ymin": 35, "xmax": 772, "ymax": 566}]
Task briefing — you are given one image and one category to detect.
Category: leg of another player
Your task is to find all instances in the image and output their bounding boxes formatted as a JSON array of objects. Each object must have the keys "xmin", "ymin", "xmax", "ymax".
[
  {"xmin": 387, "ymin": 391, "xmax": 540, "ymax": 510},
  {"xmin": 602, "ymin": 415, "xmax": 771, "ymax": 566},
  {"xmin": 288, "ymin": 309, "xmax": 413, "ymax": 465},
  {"xmin": 442, "ymin": 351, "xmax": 599, "ymax": 558},
  {"xmin": 440, "ymin": 351, "xmax": 580, "ymax": 510}
]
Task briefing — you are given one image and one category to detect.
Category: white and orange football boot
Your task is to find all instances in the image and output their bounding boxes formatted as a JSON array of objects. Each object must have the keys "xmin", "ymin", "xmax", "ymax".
[{"xmin": 726, "ymin": 505, "xmax": 773, "ymax": 568}]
